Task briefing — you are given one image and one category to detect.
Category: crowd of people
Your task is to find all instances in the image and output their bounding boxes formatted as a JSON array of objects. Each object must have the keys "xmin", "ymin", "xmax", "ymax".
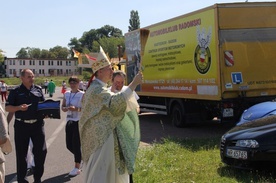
[
  {"xmin": 1, "ymin": 47, "xmax": 142, "ymax": 183},
  {"xmin": 40, "ymin": 79, "xmax": 88, "ymax": 98}
]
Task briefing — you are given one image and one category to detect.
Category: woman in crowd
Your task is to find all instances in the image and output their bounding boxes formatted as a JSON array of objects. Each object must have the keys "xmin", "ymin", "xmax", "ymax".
[
  {"xmin": 61, "ymin": 81, "xmax": 67, "ymax": 94},
  {"xmin": 61, "ymin": 76, "xmax": 84, "ymax": 176}
]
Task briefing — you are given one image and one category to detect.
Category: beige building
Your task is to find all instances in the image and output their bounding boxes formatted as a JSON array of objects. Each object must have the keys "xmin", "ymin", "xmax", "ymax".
[{"xmin": 5, "ymin": 58, "xmax": 78, "ymax": 77}]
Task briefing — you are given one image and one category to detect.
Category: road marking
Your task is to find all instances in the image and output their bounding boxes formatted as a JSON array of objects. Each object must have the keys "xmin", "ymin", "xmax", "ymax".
[{"xmin": 46, "ymin": 119, "xmax": 67, "ymax": 148}]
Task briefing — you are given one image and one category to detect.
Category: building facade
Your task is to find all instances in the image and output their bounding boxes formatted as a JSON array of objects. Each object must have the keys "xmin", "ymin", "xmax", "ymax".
[{"xmin": 5, "ymin": 58, "xmax": 79, "ymax": 77}]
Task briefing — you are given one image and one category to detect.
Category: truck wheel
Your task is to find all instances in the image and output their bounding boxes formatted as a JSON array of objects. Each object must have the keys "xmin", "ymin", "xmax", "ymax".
[{"xmin": 171, "ymin": 104, "xmax": 185, "ymax": 127}]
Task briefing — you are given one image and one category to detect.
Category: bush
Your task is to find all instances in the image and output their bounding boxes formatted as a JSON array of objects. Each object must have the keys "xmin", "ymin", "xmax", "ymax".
[{"xmin": 82, "ymin": 71, "xmax": 92, "ymax": 81}]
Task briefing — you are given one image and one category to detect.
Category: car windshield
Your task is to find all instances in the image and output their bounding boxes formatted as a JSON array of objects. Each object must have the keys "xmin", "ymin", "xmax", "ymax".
[{"xmin": 228, "ymin": 115, "xmax": 276, "ymax": 133}]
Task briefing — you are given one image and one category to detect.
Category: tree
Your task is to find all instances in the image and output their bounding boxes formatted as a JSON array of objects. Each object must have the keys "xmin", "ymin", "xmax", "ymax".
[
  {"xmin": 49, "ymin": 46, "xmax": 69, "ymax": 59},
  {"xmin": 97, "ymin": 25, "xmax": 123, "ymax": 38},
  {"xmin": 28, "ymin": 48, "xmax": 41, "ymax": 58},
  {"xmin": 92, "ymin": 37, "xmax": 125, "ymax": 58},
  {"xmin": 128, "ymin": 10, "xmax": 140, "ymax": 32},
  {"xmin": 16, "ymin": 48, "xmax": 29, "ymax": 58},
  {"xmin": 0, "ymin": 50, "xmax": 5, "ymax": 76},
  {"xmin": 69, "ymin": 25, "xmax": 124, "ymax": 54},
  {"xmin": 15, "ymin": 46, "xmax": 69, "ymax": 59},
  {"xmin": 79, "ymin": 29, "xmax": 98, "ymax": 51},
  {"xmin": 68, "ymin": 37, "xmax": 82, "ymax": 51},
  {"xmin": 40, "ymin": 49, "xmax": 50, "ymax": 59},
  {"xmin": 0, "ymin": 49, "xmax": 4, "ymax": 62}
]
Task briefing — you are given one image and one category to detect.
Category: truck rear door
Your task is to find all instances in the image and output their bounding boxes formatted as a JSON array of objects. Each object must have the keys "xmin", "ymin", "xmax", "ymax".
[{"xmin": 218, "ymin": 3, "xmax": 276, "ymax": 99}]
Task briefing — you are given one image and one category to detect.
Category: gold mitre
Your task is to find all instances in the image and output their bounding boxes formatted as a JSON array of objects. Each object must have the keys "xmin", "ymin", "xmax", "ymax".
[{"xmin": 91, "ymin": 46, "xmax": 111, "ymax": 73}]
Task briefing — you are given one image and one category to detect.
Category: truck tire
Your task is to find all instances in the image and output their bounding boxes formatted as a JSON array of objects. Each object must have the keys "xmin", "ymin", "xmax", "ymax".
[{"xmin": 171, "ymin": 103, "xmax": 185, "ymax": 127}]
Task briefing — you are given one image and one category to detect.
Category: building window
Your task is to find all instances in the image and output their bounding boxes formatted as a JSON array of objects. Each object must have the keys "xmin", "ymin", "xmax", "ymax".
[
  {"xmin": 20, "ymin": 60, "xmax": 22, "ymax": 65},
  {"xmin": 13, "ymin": 60, "xmax": 15, "ymax": 65},
  {"xmin": 39, "ymin": 60, "xmax": 41, "ymax": 65},
  {"xmin": 38, "ymin": 69, "xmax": 44, "ymax": 74},
  {"xmin": 23, "ymin": 60, "xmax": 25, "ymax": 65},
  {"xmin": 29, "ymin": 60, "xmax": 35, "ymax": 65},
  {"xmin": 42, "ymin": 61, "xmax": 44, "ymax": 65},
  {"xmin": 48, "ymin": 60, "xmax": 54, "ymax": 65}
]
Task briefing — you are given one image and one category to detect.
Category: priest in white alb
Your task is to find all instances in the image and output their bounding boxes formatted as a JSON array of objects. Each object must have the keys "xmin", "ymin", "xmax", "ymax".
[{"xmin": 79, "ymin": 46, "xmax": 142, "ymax": 183}]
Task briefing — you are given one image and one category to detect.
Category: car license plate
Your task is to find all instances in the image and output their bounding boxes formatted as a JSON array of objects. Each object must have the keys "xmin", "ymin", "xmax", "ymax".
[
  {"xmin": 226, "ymin": 149, "xmax": 247, "ymax": 160},
  {"xmin": 223, "ymin": 108, "xmax": 234, "ymax": 117}
]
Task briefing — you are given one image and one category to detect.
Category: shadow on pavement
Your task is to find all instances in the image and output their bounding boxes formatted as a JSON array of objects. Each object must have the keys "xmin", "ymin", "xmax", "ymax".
[
  {"xmin": 138, "ymin": 112, "xmax": 235, "ymax": 145},
  {"xmin": 5, "ymin": 173, "xmax": 17, "ymax": 183},
  {"xmin": 42, "ymin": 173, "xmax": 77, "ymax": 183}
]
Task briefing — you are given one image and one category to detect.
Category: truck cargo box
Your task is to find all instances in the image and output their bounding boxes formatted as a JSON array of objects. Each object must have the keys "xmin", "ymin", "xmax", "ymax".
[{"xmin": 124, "ymin": 2, "xmax": 276, "ymax": 126}]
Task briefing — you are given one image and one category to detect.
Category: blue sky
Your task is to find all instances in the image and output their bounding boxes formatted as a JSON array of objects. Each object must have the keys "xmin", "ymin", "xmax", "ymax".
[{"xmin": 0, "ymin": 0, "xmax": 272, "ymax": 57}]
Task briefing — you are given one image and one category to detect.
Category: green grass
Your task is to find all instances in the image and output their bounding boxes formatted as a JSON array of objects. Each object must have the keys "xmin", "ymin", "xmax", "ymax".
[
  {"xmin": 134, "ymin": 137, "xmax": 276, "ymax": 183},
  {"xmin": 0, "ymin": 76, "xmax": 84, "ymax": 87}
]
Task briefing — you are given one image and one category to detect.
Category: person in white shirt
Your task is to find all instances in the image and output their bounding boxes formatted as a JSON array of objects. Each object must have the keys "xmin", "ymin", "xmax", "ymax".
[
  {"xmin": 0, "ymin": 81, "xmax": 8, "ymax": 103},
  {"xmin": 83, "ymin": 80, "xmax": 88, "ymax": 92},
  {"xmin": 61, "ymin": 76, "xmax": 84, "ymax": 177},
  {"xmin": 110, "ymin": 70, "xmax": 140, "ymax": 113},
  {"xmin": 78, "ymin": 80, "xmax": 84, "ymax": 91},
  {"xmin": 109, "ymin": 70, "xmax": 140, "ymax": 183}
]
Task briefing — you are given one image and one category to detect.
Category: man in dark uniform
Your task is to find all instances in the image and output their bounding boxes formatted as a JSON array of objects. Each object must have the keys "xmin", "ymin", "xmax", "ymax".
[{"xmin": 6, "ymin": 69, "xmax": 47, "ymax": 183}]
